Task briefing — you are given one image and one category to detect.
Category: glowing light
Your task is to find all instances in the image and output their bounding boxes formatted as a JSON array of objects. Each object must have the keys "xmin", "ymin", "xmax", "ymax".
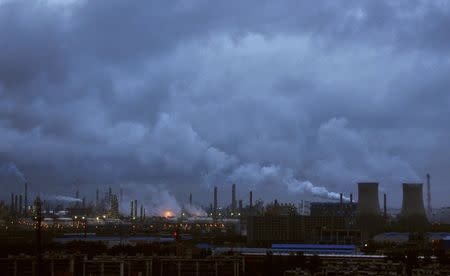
[{"xmin": 164, "ymin": 211, "xmax": 174, "ymax": 218}]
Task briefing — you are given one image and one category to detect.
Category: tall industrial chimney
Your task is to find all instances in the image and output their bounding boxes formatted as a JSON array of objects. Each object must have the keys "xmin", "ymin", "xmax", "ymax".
[
  {"xmin": 108, "ymin": 187, "xmax": 112, "ymax": 207},
  {"xmin": 238, "ymin": 200, "xmax": 243, "ymax": 213},
  {"xmin": 140, "ymin": 205, "xmax": 143, "ymax": 221},
  {"xmin": 19, "ymin": 195, "xmax": 23, "ymax": 214},
  {"xmin": 357, "ymin": 182, "xmax": 380, "ymax": 216},
  {"xmin": 96, "ymin": 188, "xmax": 99, "ymax": 206},
  {"xmin": 249, "ymin": 191, "xmax": 253, "ymax": 208},
  {"xmin": 10, "ymin": 193, "xmax": 14, "ymax": 213},
  {"xmin": 213, "ymin": 186, "xmax": 218, "ymax": 216},
  {"xmin": 426, "ymin": 174, "xmax": 432, "ymax": 216},
  {"xmin": 383, "ymin": 193, "xmax": 387, "ymax": 219},
  {"xmin": 24, "ymin": 182, "xmax": 28, "ymax": 215},
  {"xmin": 130, "ymin": 201, "xmax": 134, "ymax": 218},
  {"xmin": 231, "ymin": 184, "xmax": 236, "ymax": 212},
  {"xmin": 14, "ymin": 194, "xmax": 18, "ymax": 213},
  {"xmin": 189, "ymin": 193, "xmax": 192, "ymax": 206},
  {"xmin": 134, "ymin": 200, "xmax": 138, "ymax": 218},
  {"xmin": 350, "ymin": 193, "xmax": 353, "ymax": 204},
  {"xmin": 119, "ymin": 188, "xmax": 123, "ymax": 205}
]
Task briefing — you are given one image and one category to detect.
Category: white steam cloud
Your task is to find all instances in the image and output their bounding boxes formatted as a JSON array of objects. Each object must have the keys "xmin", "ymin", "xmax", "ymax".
[
  {"xmin": 0, "ymin": 163, "xmax": 26, "ymax": 182},
  {"xmin": 46, "ymin": 195, "xmax": 82, "ymax": 203}
]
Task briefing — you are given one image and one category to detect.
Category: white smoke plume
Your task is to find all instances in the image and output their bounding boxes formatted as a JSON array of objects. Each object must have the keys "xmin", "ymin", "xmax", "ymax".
[
  {"xmin": 183, "ymin": 204, "xmax": 207, "ymax": 217},
  {"xmin": 46, "ymin": 195, "xmax": 82, "ymax": 203},
  {"xmin": 121, "ymin": 183, "xmax": 182, "ymax": 217},
  {"xmin": 226, "ymin": 163, "xmax": 346, "ymax": 201},
  {"xmin": 0, "ymin": 163, "xmax": 26, "ymax": 182}
]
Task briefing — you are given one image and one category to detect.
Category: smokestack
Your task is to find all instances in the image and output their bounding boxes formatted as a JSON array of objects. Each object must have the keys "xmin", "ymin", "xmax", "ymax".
[
  {"xmin": 143, "ymin": 208, "xmax": 146, "ymax": 220},
  {"xmin": 14, "ymin": 194, "xmax": 18, "ymax": 213},
  {"xmin": 140, "ymin": 205, "xmax": 143, "ymax": 221},
  {"xmin": 134, "ymin": 200, "xmax": 137, "ymax": 218},
  {"xmin": 383, "ymin": 193, "xmax": 387, "ymax": 219},
  {"xmin": 249, "ymin": 191, "xmax": 253, "ymax": 208},
  {"xmin": 213, "ymin": 186, "xmax": 218, "ymax": 216},
  {"xmin": 108, "ymin": 187, "xmax": 112, "ymax": 207},
  {"xmin": 130, "ymin": 201, "xmax": 134, "ymax": 218},
  {"xmin": 231, "ymin": 184, "xmax": 236, "ymax": 212},
  {"xmin": 189, "ymin": 193, "xmax": 192, "ymax": 206},
  {"xmin": 10, "ymin": 193, "xmax": 14, "ymax": 213},
  {"xmin": 427, "ymin": 174, "xmax": 432, "ymax": 216},
  {"xmin": 96, "ymin": 188, "xmax": 99, "ymax": 206},
  {"xmin": 24, "ymin": 182, "xmax": 28, "ymax": 215},
  {"xmin": 340, "ymin": 193, "xmax": 343, "ymax": 204},
  {"xmin": 75, "ymin": 187, "xmax": 79, "ymax": 199},
  {"xmin": 350, "ymin": 193, "xmax": 353, "ymax": 204},
  {"xmin": 19, "ymin": 195, "xmax": 23, "ymax": 214},
  {"xmin": 357, "ymin": 182, "xmax": 380, "ymax": 216},
  {"xmin": 238, "ymin": 200, "xmax": 243, "ymax": 213}
]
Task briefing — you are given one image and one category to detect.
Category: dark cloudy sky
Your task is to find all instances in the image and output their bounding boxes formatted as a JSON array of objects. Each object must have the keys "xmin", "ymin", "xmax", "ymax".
[{"xmin": 1, "ymin": 0, "xmax": 449, "ymax": 210}]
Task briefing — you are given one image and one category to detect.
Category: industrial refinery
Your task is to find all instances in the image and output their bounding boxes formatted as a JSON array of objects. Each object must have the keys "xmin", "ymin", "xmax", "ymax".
[{"xmin": 0, "ymin": 176, "xmax": 449, "ymax": 275}]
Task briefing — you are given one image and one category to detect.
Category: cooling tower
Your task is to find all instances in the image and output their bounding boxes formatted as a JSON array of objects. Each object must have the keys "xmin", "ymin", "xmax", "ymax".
[
  {"xmin": 400, "ymin": 183, "xmax": 427, "ymax": 217},
  {"xmin": 399, "ymin": 183, "xmax": 429, "ymax": 230},
  {"xmin": 357, "ymin": 182, "xmax": 380, "ymax": 216}
]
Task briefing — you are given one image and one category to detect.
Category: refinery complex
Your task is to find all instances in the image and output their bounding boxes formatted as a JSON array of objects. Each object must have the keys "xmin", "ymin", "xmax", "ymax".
[{"xmin": 0, "ymin": 176, "xmax": 449, "ymax": 275}]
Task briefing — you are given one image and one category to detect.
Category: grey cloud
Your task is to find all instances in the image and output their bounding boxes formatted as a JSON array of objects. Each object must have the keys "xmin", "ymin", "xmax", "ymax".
[{"xmin": 0, "ymin": 0, "xmax": 449, "ymax": 208}]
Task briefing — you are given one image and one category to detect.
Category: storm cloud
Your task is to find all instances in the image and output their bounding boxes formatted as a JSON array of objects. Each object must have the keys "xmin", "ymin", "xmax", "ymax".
[{"xmin": 1, "ymin": 0, "xmax": 449, "ymax": 208}]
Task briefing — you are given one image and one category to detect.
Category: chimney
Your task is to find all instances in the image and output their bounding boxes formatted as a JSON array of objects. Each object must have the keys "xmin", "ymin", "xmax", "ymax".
[
  {"xmin": 14, "ymin": 194, "xmax": 18, "ymax": 213},
  {"xmin": 24, "ymin": 182, "xmax": 28, "ymax": 215},
  {"xmin": 108, "ymin": 187, "xmax": 112, "ymax": 207},
  {"xmin": 213, "ymin": 186, "xmax": 218, "ymax": 216},
  {"xmin": 383, "ymin": 193, "xmax": 387, "ymax": 219},
  {"xmin": 143, "ymin": 208, "xmax": 146, "ymax": 220},
  {"xmin": 19, "ymin": 195, "xmax": 23, "ymax": 214},
  {"xmin": 340, "ymin": 193, "xmax": 343, "ymax": 204},
  {"xmin": 231, "ymin": 184, "xmax": 236, "ymax": 212},
  {"xmin": 96, "ymin": 188, "xmax": 99, "ymax": 206},
  {"xmin": 350, "ymin": 193, "xmax": 353, "ymax": 204},
  {"xmin": 189, "ymin": 193, "xmax": 192, "ymax": 206},
  {"xmin": 130, "ymin": 201, "xmax": 134, "ymax": 218},
  {"xmin": 134, "ymin": 200, "xmax": 138, "ymax": 218},
  {"xmin": 10, "ymin": 193, "xmax": 14, "ymax": 213},
  {"xmin": 427, "ymin": 174, "xmax": 432, "ymax": 216},
  {"xmin": 140, "ymin": 205, "xmax": 143, "ymax": 221},
  {"xmin": 238, "ymin": 200, "xmax": 243, "ymax": 213},
  {"xmin": 249, "ymin": 191, "xmax": 253, "ymax": 208},
  {"xmin": 357, "ymin": 182, "xmax": 380, "ymax": 216}
]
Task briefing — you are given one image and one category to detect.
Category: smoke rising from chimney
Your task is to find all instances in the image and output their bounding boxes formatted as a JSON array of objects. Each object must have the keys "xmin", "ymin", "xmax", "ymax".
[{"xmin": 0, "ymin": 163, "xmax": 26, "ymax": 182}]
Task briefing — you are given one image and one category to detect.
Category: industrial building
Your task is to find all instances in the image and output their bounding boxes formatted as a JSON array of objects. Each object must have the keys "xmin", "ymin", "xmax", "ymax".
[{"xmin": 247, "ymin": 215, "xmax": 361, "ymax": 246}]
